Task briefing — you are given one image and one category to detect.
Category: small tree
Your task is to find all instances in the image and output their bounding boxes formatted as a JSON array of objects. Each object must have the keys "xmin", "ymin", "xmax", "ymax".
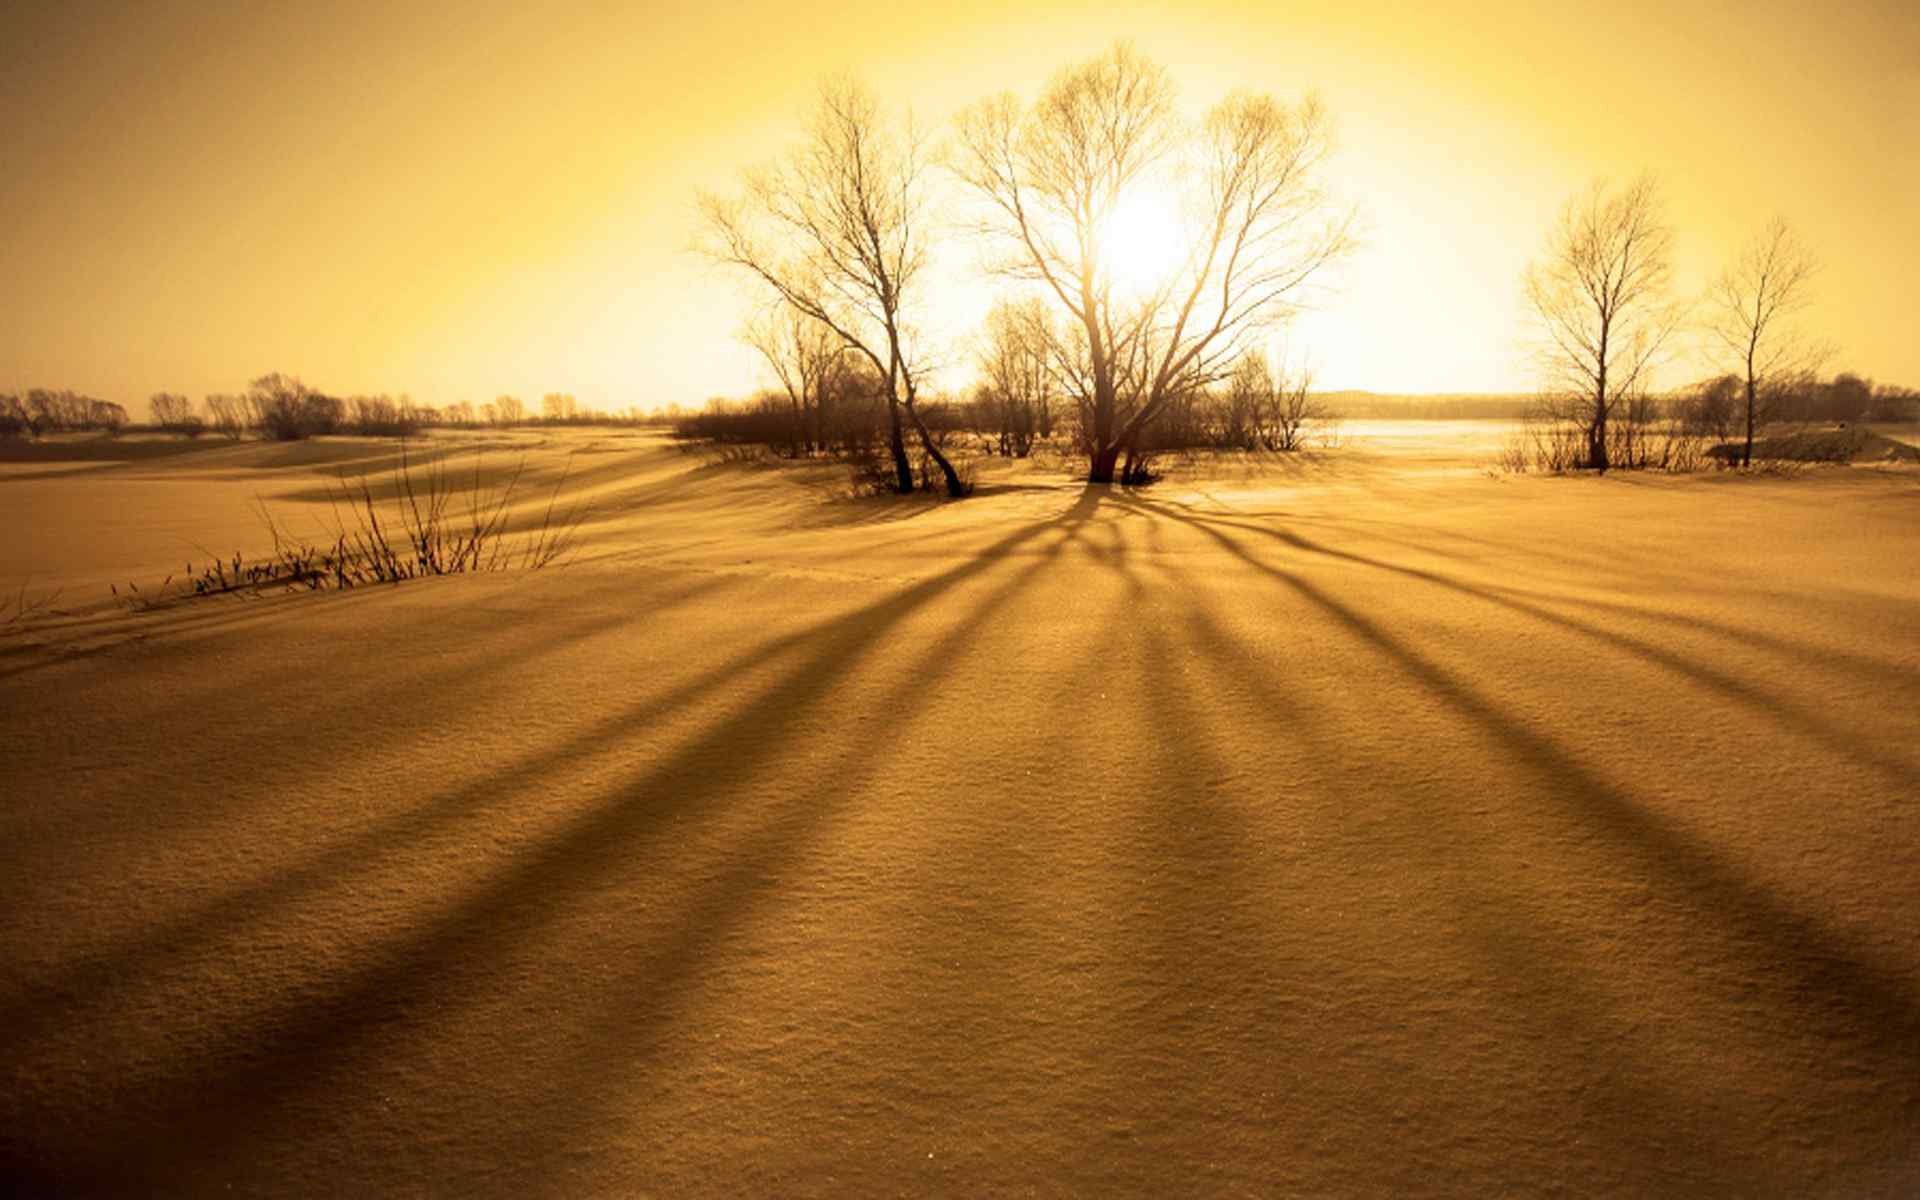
[
  {"xmin": 976, "ymin": 297, "xmax": 1054, "ymax": 458},
  {"xmin": 150, "ymin": 392, "xmax": 199, "ymax": 434},
  {"xmin": 743, "ymin": 306, "xmax": 844, "ymax": 456},
  {"xmin": 1677, "ymin": 374, "xmax": 1741, "ymax": 441},
  {"xmin": 91, "ymin": 400, "xmax": 129, "ymax": 431},
  {"xmin": 1231, "ymin": 353, "xmax": 1321, "ymax": 451},
  {"xmin": 247, "ymin": 373, "xmax": 341, "ymax": 440},
  {"xmin": 205, "ymin": 394, "xmax": 248, "ymax": 439},
  {"xmin": 701, "ymin": 80, "xmax": 966, "ymax": 496},
  {"xmin": 1707, "ymin": 219, "xmax": 1829, "ymax": 467},
  {"xmin": 1524, "ymin": 175, "xmax": 1683, "ymax": 472}
]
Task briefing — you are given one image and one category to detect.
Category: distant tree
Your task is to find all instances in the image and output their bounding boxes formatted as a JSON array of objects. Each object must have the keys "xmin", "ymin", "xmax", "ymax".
[
  {"xmin": 494, "ymin": 395, "xmax": 524, "ymax": 425},
  {"xmin": 1677, "ymin": 374, "xmax": 1742, "ymax": 441},
  {"xmin": 976, "ymin": 297, "xmax": 1055, "ymax": 458},
  {"xmin": 955, "ymin": 43, "xmax": 1353, "ymax": 483},
  {"xmin": 1868, "ymin": 380, "xmax": 1920, "ymax": 423},
  {"xmin": 1808, "ymin": 371, "xmax": 1872, "ymax": 424},
  {"xmin": 23, "ymin": 389, "xmax": 59, "ymax": 434},
  {"xmin": 149, "ymin": 392, "xmax": 195, "ymax": 430},
  {"xmin": 247, "ymin": 373, "xmax": 341, "ymax": 440},
  {"xmin": 0, "ymin": 394, "xmax": 23, "ymax": 438},
  {"xmin": 1707, "ymin": 218, "xmax": 1829, "ymax": 466},
  {"xmin": 247, "ymin": 375, "xmax": 299, "ymax": 438},
  {"xmin": 744, "ymin": 306, "xmax": 845, "ymax": 456},
  {"xmin": 541, "ymin": 392, "xmax": 577, "ymax": 422},
  {"xmin": 88, "ymin": 399, "xmax": 129, "ymax": 431},
  {"xmin": 1524, "ymin": 174, "xmax": 1684, "ymax": 472},
  {"xmin": 346, "ymin": 394, "xmax": 413, "ymax": 436},
  {"xmin": 1231, "ymin": 353, "xmax": 1322, "ymax": 451},
  {"xmin": 700, "ymin": 79, "xmax": 966, "ymax": 496}
]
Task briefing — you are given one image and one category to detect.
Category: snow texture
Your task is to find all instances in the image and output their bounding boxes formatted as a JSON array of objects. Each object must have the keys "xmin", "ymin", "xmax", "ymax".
[{"xmin": 3, "ymin": 425, "xmax": 1918, "ymax": 1195}]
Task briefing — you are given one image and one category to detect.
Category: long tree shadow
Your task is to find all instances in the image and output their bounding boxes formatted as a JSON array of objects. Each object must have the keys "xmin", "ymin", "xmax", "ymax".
[
  {"xmin": 1121, "ymin": 497, "xmax": 1920, "ymax": 1090},
  {"xmin": 1110, "ymin": 494, "xmax": 1920, "ymax": 789},
  {"xmin": 1101, "ymin": 552, "xmax": 1750, "ymax": 1188},
  {"xmin": 530, "ymin": 491, "xmax": 1114, "ymax": 1179},
  {"xmin": 0, "ymin": 575, "xmax": 747, "ymax": 1049},
  {"xmin": 8, "ymin": 486, "xmax": 1112, "ymax": 1190}
]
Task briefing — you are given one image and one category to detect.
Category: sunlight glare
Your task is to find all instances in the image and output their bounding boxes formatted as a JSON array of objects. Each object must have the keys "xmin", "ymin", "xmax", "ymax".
[{"xmin": 1098, "ymin": 187, "xmax": 1189, "ymax": 297}]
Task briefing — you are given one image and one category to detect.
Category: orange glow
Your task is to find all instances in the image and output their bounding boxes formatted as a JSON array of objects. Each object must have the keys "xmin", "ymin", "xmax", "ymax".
[{"xmin": 1, "ymin": 1, "xmax": 1914, "ymax": 409}]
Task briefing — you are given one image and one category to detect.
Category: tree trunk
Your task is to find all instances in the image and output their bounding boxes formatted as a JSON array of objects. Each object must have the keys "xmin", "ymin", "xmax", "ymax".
[
  {"xmin": 1088, "ymin": 441, "xmax": 1122, "ymax": 484},
  {"xmin": 1590, "ymin": 396, "xmax": 1610, "ymax": 473},
  {"xmin": 1086, "ymin": 361, "xmax": 1118, "ymax": 482},
  {"xmin": 904, "ymin": 402, "xmax": 967, "ymax": 497},
  {"xmin": 886, "ymin": 403, "xmax": 913, "ymax": 493},
  {"xmin": 1592, "ymin": 331, "xmax": 1610, "ymax": 473},
  {"xmin": 1743, "ymin": 374, "xmax": 1757, "ymax": 468}
]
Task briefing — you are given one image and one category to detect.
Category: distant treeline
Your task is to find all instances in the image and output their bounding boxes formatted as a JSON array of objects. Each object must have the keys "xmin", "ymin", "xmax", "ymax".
[
  {"xmin": 1304, "ymin": 375, "xmax": 1920, "ymax": 423},
  {"xmin": 1, "ymin": 374, "xmax": 665, "ymax": 440},
  {"xmin": 0, "ymin": 389, "xmax": 131, "ymax": 435}
]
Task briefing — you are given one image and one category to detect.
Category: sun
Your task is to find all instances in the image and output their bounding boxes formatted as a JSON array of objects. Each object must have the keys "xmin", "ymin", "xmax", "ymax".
[{"xmin": 1097, "ymin": 186, "xmax": 1190, "ymax": 297}]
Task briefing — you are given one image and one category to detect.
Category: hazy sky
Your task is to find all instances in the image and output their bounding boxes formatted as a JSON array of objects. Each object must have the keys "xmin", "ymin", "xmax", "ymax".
[{"xmin": 3, "ymin": 0, "xmax": 1915, "ymax": 412}]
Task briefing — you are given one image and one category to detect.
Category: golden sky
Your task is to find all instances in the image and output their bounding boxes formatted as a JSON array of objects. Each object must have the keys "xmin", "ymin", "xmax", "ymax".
[{"xmin": 3, "ymin": 0, "xmax": 1915, "ymax": 411}]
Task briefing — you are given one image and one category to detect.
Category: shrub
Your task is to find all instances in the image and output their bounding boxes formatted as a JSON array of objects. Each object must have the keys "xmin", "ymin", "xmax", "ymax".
[{"xmin": 186, "ymin": 446, "xmax": 588, "ymax": 598}]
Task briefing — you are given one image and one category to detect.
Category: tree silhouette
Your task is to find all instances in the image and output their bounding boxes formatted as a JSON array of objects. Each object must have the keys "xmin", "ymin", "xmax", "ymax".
[
  {"xmin": 701, "ymin": 80, "xmax": 966, "ymax": 496},
  {"xmin": 955, "ymin": 43, "xmax": 1352, "ymax": 483},
  {"xmin": 1523, "ymin": 175, "xmax": 1683, "ymax": 472},
  {"xmin": 1707, "ymin": 218, "xmax": 1829, "ymax": 467},
  {"xmin": 744, "ymin": 306, "xmax": 845, "ymax": 456}
]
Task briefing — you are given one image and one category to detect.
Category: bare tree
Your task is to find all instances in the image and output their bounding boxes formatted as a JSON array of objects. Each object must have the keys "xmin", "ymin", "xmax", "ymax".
[
  {"xmin": 1676, "ymin": 373, "xmax": 1742, "ymax": 441},
  {"xmin": 494, "ymin": 395, "xmax": 525, "ymax": 425},
  {"xmin": 1230, "ymin": 353, "xmax": 1321, "ymax": 451},
  {"xmin": 1707, "ymin": 218, "xmax": 1829, "ymax": 467},
  {"xmin": 955, "ymin": 43, "xmax": 1352, "ymax": 483},
  {"xmin": 150, "ymin": 392, "xmax": 198, "ymax": 433},
  {"xmin": 976, "ymin": 297, "xmax": 1055, "ymax": 457},
  {"xmin": 1523, "ymin": 175, "xmax": 1684, "ymax": 472},
  {"xmin": 743, "ymin": 306, "xmax": 845, "ymax": 456},
  {"xmin": 205, "ymin": 393, "xmax": 248, "ymax": 439},
  {"xmin": 700, "ymin": 80, "xmax": 965, "ymax": 496},
  {"xmin": 248, "ymin": 372, "xmax": 341, "ymax": 440}
]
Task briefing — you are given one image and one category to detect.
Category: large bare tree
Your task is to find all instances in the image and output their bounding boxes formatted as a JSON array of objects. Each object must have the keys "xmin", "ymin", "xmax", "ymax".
[
  {"xmin": 954, "ymin": 43, "xmax": 1352, "ymax": 483},
  {"xmin": 700, "ymin": 81, "xmax": 965, "ymax": 496},
  {"xmin": 1523, "ymin": 174, "xmax": 1684, "ymax": 472},
  {"xmin": 1706, "ymin": 218, "xmax": 1828, "ymax": 467}
]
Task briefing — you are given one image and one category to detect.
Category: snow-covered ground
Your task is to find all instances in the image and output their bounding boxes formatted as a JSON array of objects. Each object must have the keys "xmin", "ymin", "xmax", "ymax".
[{"xmin": 4, "ymin": 425, "xmax": 1918, "ymax": 1195}]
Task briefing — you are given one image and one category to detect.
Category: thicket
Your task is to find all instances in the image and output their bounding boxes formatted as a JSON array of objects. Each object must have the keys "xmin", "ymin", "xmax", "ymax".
[
  {"xmin": 180, "ymin": 447, "xmax": 588, "ymax": 599},
  {"xmin": 674, "ymin": 351, "xmax": 1340, "ymax": 489},
  {"xmin": 0, "ymin": 390, "xmax": 129, "ymax": 436}
]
